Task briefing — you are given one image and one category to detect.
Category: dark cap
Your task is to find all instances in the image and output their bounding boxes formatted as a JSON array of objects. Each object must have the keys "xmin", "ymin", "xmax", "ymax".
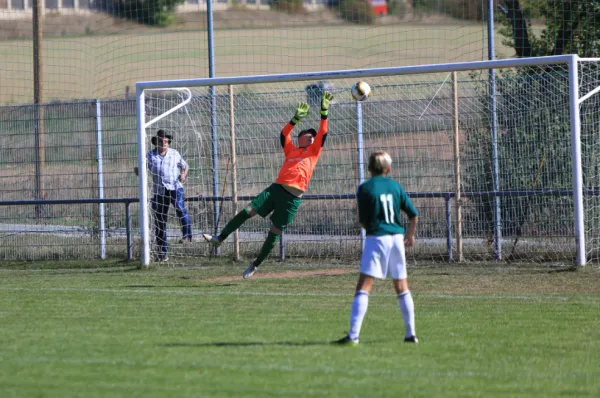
[
  {"xmin": 151, "ymin": 129, "xmax": 173, "ymax": 146},
  {"xmin": 298, "ymin": 128, "xmax": 317, "ymax": 138}
]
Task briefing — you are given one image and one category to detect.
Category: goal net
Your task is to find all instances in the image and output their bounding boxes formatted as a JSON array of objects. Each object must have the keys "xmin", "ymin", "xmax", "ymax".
[{"xmin": 136, "ymin": 55, "xmax": 600, "ymax": 267}]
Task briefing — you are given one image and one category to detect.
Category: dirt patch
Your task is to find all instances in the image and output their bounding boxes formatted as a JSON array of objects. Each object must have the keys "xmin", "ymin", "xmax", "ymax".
[{"xmin": 202, "ymin": 267, "xmax": 355, "ymax": 282}]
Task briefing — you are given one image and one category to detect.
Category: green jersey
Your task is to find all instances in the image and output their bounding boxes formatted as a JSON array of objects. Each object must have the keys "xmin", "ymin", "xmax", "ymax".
[{"xmin": 357, "ymin": 176, "xmax": 418, "ymax": 236}]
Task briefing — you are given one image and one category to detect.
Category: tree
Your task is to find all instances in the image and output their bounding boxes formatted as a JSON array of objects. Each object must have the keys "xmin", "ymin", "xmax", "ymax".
[
  {"xmin": 461, "ymin": 1, "xmax": 600, "ymax": 261},
  {"xmin": 498, "ymin": 0, "xmax": 600, "ymax": 57},
  {"xmin": 109, "ymin": 0, "xmax": 185, "ymax": 26}
]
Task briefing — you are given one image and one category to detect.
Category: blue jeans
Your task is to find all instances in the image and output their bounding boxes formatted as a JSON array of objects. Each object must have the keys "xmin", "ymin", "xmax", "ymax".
[{"xmin": 151, "ymin": 188, "xmax": 192, "ymax": 257}]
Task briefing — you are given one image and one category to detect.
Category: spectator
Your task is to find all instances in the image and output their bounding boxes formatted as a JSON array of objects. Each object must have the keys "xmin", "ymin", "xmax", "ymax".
[{"xmin": 134, "ymin": 129, "xmax": 192, "ymax": 262}]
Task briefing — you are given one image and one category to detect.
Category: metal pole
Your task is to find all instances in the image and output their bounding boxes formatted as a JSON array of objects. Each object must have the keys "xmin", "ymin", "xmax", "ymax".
[
  {"xmin": 136, "ymin": 87, "xmax": 150, "ymax": 267},
  {"xmin": 445, "ymin": 194, "xmax": 452, "ymax": 261},
  {"xmin": 33, "ymin": 0, "xmax": 45, "ymax": 217},
  {"xmin": 207, "ymin": 0, "xmax": 219, "ymax": 238},
  {"xmin": 452, "ymin": 72, "xmax": 463, "ymax": 262},
  {"xmin": 229, "ymin": 85, "xmax": 240, "ymax": 261},
  {"xmin": 488, "ymin": 0, "xmax": 502, "ymax": 260},
  {"xmin": 138, "ymin": 56, "xmax": 578, "ymax": 91},
  {"xmin": 126, "ymin": 202, "xmax": 132, "ymax": 260},
  {"xmin": 356, "ymin": 101, "xmax": 366, "ymax": 247},
  {"xmin": 96, "ymin": 100, "xmax": 106, "ymax": 259},
  {"xmin": 568, "ymin": 56, "xmax": 586, "ymax": 266},
  {"xmin": 280, "ymin": 232, "xmax": 285, "ymax": 262}
]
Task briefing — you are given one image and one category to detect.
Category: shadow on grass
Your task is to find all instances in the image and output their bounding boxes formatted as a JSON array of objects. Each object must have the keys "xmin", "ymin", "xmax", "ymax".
[
  {"xmin": 547, "ymin": 265, "xmax": 579, "ymax": 274},
  {"xmin": 125, "ymin": 283, "xmax": 238, "ymax": 288},
  {"xmin": 0, "ymin": 258, "xmax": 140, "ymax": 272},
  {"xmin": 158, "ymin": 340, "xmax": 381, "ymax": 348},
  {"xmin": 126, "ymin": 285, "xmax": 157, "ymax": 288}
]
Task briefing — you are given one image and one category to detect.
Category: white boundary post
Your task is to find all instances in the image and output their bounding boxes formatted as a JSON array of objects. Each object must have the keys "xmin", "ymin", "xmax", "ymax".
[
  {"xmin": 136, "ymin": 87, "xmax": 151, "ymax": 267},
  {"xmin": 95, "ymin": 99, "xmax": 106, "ymax": 260},
  {"xmin": 568, "ymin": 55, "xmax": 586, "ymax": 266},
  {"xmin": 356, "ymin": 101, "xmax": 366, "ymax": 248}
]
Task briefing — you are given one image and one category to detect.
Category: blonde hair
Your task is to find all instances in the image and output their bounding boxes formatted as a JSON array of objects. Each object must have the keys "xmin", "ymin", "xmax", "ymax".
[{"xmin": 368, "ymin": 151, "xmax": 393, "ymax": 176}]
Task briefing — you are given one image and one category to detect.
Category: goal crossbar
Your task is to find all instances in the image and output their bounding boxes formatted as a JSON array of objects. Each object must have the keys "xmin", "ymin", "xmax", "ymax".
[{"xmin": 137, "ymin": 55, "xmax": 577, "ymax": 91}]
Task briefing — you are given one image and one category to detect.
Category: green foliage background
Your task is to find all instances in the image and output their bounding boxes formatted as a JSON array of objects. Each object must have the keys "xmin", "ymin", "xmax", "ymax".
[
  {"xmin": 463, "ymin": 0, "xmax": 600, "ymax": 253},
  {"xmin": 115, "ymin": 0, "xmax": 186, "ymax": 26}
]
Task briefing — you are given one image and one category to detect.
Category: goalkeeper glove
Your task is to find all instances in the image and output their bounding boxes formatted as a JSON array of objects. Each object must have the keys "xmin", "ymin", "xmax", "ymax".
[
  {"xmin": 320, "ymin": 91, "xmax": 334, "ymax": 117},
  {"xmin": 291, "ymin": 102, "xmax": 310, "ymax": 125}
]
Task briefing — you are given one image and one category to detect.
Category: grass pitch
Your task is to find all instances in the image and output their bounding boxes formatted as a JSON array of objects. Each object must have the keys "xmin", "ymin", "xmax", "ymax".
[{"xmin": 1, "ymin": 259, "xmax": 599, "ymax": 397}]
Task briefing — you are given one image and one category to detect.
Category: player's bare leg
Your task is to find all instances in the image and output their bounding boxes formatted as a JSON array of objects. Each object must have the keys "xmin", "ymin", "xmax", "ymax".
[{"xmin": 356, "ymin": 273, "xmax": 375, "ymax": 292}]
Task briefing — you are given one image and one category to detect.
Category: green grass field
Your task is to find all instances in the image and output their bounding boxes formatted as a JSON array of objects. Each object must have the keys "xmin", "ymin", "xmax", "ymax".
[{"xmin": 1, "ymin": 259, "xmax": 599, "ymax": 397}]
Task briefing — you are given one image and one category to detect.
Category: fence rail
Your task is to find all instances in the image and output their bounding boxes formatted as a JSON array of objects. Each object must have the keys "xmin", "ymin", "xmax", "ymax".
[{"xmin": 2, "ymin": 187, "xmax": 596, "ymax": 263}]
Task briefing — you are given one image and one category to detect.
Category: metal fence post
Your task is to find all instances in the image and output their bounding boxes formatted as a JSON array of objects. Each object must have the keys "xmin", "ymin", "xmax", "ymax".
[
  {"xmin": 126, "ymin": 201, "xmax": 132, "ymax": 260},
  {"xmin": 95, "ymin": 99, "xmax": 106, "ymax": 259},
  {"xmin": 445, "ymin": 193, "xmax": 452, "ymax": 261}
]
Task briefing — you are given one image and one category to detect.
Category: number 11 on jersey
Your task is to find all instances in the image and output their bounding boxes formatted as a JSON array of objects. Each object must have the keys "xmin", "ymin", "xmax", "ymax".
[{"xmin": 380, "ymin": 194, "xmax": 395, "ymax": 224}]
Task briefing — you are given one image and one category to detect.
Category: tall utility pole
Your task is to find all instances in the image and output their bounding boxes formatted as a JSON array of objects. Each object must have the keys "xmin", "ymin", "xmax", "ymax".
[
  {"xmin": 488, "ymin": 0, "xmax": 501, "ymax": 259},
  {"xmin": 206, "ymin": 0, "xmax": 219, "ymax": 252},
  {"xmin": 33, "ymin": 0, "xmax": 46, "ymax": 216}
]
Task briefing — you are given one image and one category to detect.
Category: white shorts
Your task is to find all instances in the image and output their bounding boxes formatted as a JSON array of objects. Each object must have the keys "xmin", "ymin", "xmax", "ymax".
[{"xmin": 360, "ymin": 234, "xmax": 407, "ymax": 280}]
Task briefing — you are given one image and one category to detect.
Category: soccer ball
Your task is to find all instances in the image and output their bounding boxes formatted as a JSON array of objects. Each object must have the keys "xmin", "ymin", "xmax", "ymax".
[{"xmin": 351, "ymin": 81, "xmax": 371, "ymax": 101}]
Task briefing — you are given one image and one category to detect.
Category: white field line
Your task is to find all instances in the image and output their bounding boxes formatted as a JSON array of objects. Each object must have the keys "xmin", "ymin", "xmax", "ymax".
[
  {"xmin": 2, "ymin": 355, "xmax": 595, "ymax": 381},
  {"xmin": 2, "ymin": 355, "xmax": 487, "ymax": 379},
  {"xmin": 0, "ymin": 286, "xmax": 599, "ymax": 302}
]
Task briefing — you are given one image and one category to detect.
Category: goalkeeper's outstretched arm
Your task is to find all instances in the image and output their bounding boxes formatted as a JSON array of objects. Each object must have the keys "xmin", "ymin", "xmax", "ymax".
[
  {"xmin": 313, "ymin": 91, "xmax": 334, "ymax": 149},
  {"xmin": 280, "ymin": 102, "xmax": 310, "ymax": 153},
  {"xmin": 279, "ymin": 123, "xmax": 295, "ymax": 152}
]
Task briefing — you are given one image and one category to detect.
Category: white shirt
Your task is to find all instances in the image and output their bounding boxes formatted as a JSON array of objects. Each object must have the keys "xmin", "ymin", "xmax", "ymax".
[{"xmin": 146, "ymin": 148, "xmax": 188, "ymax": 195}]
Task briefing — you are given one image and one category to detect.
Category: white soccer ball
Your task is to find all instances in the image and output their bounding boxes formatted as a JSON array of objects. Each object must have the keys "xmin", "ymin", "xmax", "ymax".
[{"xmin": 351, "ymin": 81, "xmax": 371, "ymax": 101}]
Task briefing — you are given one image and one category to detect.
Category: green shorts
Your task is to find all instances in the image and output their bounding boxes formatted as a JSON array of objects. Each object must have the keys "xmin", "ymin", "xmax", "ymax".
[{"xmin": 250, "ymin": 184, "xmax": 302, "ymax": 231}]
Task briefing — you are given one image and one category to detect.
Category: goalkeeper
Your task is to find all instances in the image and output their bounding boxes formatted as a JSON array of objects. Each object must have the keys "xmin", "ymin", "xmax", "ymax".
[{"xmin": 203, "ymin": 91, "xmax": 334, "ymax": 279}]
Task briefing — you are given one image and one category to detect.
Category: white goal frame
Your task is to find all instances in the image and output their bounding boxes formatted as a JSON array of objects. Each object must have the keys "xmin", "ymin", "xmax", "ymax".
[{"xmin": 136, "ymin": 54, "xmax": 600, "ymax": 267}]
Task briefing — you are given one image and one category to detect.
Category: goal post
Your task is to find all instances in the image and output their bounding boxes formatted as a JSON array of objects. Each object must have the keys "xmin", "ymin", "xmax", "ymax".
[
  {"xmin": 136, "ymin": 88, "xmax": 193, "ymax": 266},
  {"xmin": 136, "ymin": 55, "xmax": 600, "ymax": 268}
]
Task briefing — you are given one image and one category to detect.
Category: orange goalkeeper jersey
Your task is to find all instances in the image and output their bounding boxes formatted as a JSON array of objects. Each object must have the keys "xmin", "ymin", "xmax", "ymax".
[{"xmin": 275, "ymin": 116, "xmax": 329, "ymax": 193}]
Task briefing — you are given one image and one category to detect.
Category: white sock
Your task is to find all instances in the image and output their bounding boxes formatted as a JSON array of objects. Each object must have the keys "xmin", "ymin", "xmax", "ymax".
[
  {"xmin": 348, "ymin": 290, "xmax": 369, "ymax": 340},
  {"xmin": 398, "ymin": 290, "xmax": 416, "ymax": 338}
]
